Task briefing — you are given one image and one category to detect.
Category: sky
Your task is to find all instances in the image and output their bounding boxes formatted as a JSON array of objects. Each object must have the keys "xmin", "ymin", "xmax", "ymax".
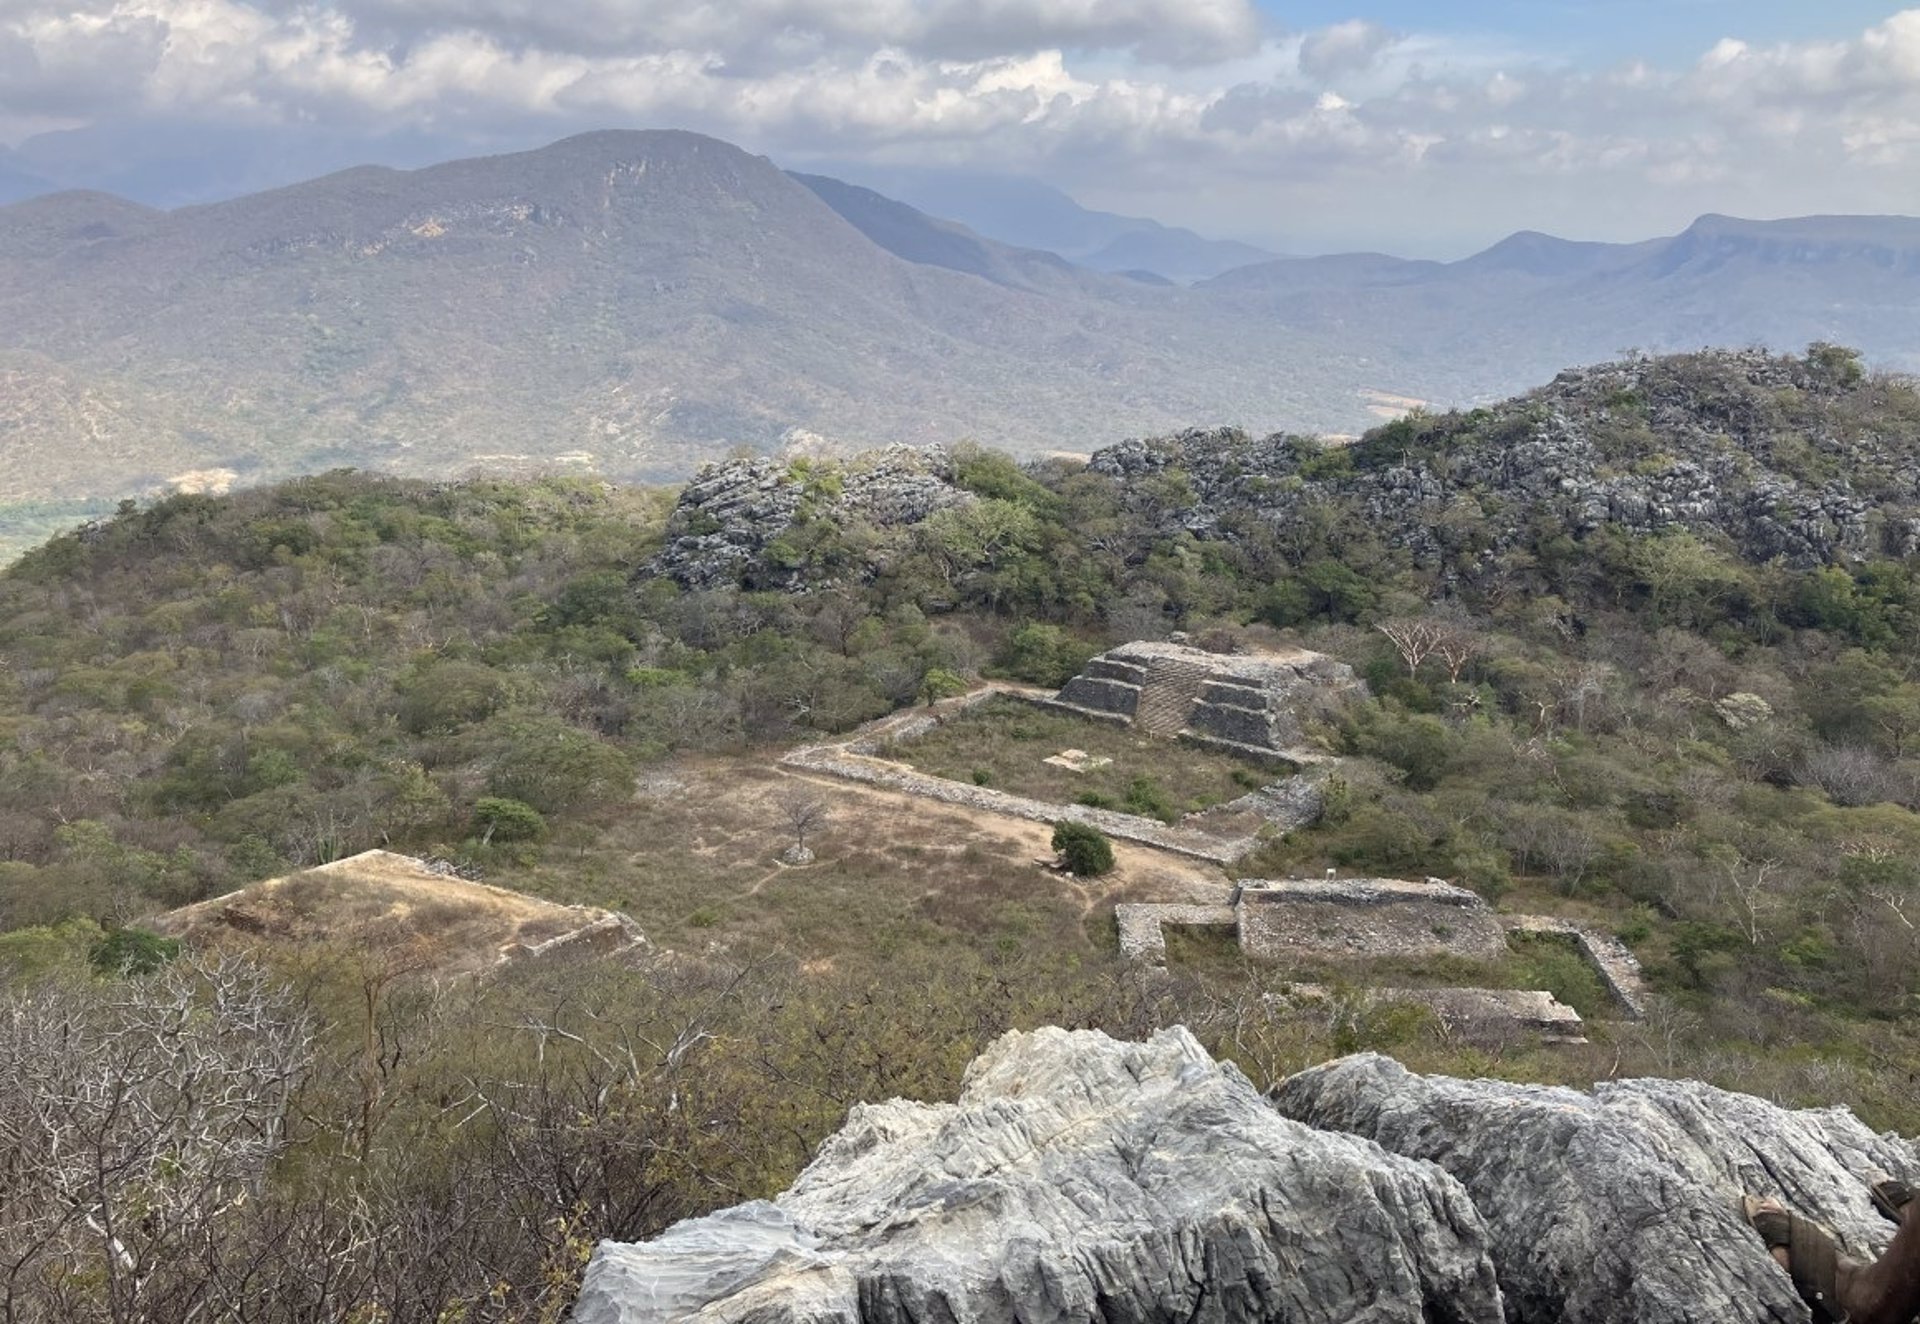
[{"xmin": 2, "ymin": 1, "xmax": 1919, "ymax": 256}]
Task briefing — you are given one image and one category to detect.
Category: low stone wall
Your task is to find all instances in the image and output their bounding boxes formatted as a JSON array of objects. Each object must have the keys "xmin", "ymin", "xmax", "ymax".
[
  {"xmin": 782, "ymin": 743, "xmax": 1261, "ymax": 864},
  {"xmin": 1115, "ymin": 903, "xmax": 1237, "ymax": 963},
  {"xmin": 1237, "ymin": 877, "xmax": 1489, "ymax": 908},
  {"xmin": 846, "ymin": 687, "xmax": 1005, "ymax": 755},
  {"xmin": 1502, "ymin": 915, "xmax": 1649, "ymax": 1021},
  {"xmin": 1274, "ymin": 984, "xmax": 1586, "ymax": 1044},
  {"xmin": 502, "ymin": 912, "xmax": 649, "ymax": 965}
]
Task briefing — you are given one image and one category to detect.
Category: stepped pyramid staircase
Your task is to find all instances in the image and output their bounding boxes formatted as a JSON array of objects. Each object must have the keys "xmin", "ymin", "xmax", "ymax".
[{"xmin": 1134, "ymin": 656, "xmax": 1213, "ymax": 736}]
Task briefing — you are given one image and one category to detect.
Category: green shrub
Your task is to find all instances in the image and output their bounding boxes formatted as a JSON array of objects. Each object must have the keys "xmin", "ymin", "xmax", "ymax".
[
  {"xmin": 970, "ymin": 768, "xmax": 993, "ymax": 786},
  {"xmin": 473, "ymin": 796, "xmax": 547, "ymax": 843},
  {"xmin": 1123, "ymin": 775, "xmax": 1178, "ymax": 823},
  {"xmin": 1051, "ymin": 821, "xmax": 1115, "ymax": 876},
  {"xmin": 997, "ymin": 624, "xmax": 1092, "ymax": 688},
  {"xmin": 89, "ymin": 927, "xmax": 181, "ymax": 976}
]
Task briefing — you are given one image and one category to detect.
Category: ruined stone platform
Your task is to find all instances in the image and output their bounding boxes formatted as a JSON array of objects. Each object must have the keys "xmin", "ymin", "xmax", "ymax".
[
  {"xmin": 1235, "ymin": 877, "xmax": 1511, "ymax": 963},
  {"xmin": 1275, "ymin": 984, "xmax": 1588, "ymax": 1044},
  {"xmin": 1043, "ymin": 641, "xmax": 1364, "ymax": 764},
  {"xmin": 1116, "ymin": 874, "xmax": 1646, "ymax": 1038},
  {"xmin": 1502, "ymin": 914, "xmax": 1650, "ymax": 1020}
]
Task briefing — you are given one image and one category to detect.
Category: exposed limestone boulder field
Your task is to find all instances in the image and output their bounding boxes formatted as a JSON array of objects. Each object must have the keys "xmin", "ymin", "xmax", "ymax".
[
  {"xmin": 575, "ymin": 1030, "xmax": 1920, "ymax": 1324},
  {"xmin": 652, "ymin": 444, "xmax": 970, "ymax": 590},
  {"xmin": 572, "ymin": 1027, "xmax": 1506, "ymax": 1324},
  {"xmin": 1088, "ymin": 349, "xmax": 1920, "ymax": 572},
  {"xmin": 1272, "ymin": 1053, "xmax": 1920, "ymax": 1324}
]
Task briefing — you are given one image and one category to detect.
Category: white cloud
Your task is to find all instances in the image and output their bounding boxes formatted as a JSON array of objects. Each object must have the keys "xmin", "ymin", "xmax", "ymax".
[
  {"xmin": 1297, "ymin": 19, "xmax": 1398, "ymax": 83},
  {"xmin": 1, "ymin": 2, "xmax": 1919, "ymax": 252}
]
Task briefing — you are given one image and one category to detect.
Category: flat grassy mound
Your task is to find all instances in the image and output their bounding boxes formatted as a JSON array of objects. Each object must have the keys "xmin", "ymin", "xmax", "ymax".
[{"xmin": 894, "ymin": 696, "xmax": 1270, "ymax": 823}]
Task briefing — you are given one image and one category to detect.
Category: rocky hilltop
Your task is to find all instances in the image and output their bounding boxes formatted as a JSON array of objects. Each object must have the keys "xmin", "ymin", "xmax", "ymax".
[
  {"xmin": 649, "ymin": 347, "xmax": 1920, "ymax": 594},
  {"xmin": 654, "ymin": 445, "xmax": 970, "ymax": 591},
  {"xmin": 1092, "ymin": 347, "xmax": 1920, "ymax": 571},
  {"xmin": 573, "ymin": 1028, "xmax": 1505, "ymax": 1324},
  {"xmin": 574, "ymin": 1028, "xmax": 1920, "ymax": 1324}
]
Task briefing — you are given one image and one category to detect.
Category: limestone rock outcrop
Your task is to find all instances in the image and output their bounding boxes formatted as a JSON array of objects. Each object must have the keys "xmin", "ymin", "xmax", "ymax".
[
  {"xmin": 575, "ymin": 1030, "xmax": 1920, "ymax": 1324},
  {"xmin": 652, "ymin": 445, "xmax": 969, "ymax": 590},
  {"xmin": 1088, "ymin": 350, "xmax": 1920, "ymax": 571},
  {"xmin": 1272, "ymin": 1052, "xmax": 1920, "ymax": 1324},
  {"xmin": 572, "ymin": 1027, "xmax": 1506, "ymax": 1324}
]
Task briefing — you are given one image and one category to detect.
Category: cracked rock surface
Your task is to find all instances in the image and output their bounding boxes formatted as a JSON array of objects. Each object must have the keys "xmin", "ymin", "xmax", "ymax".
[
  {"xmin": 1272, "ymin": 1052, "xmax": 1920, "ymax": 1324},
  {"xmin": 575, "ymin": 1032, "xmax": 1920, "ymax": 1324},
  {"xmin": 572, "ymin": 1027, "xmax": 1504, "ymax": 1324}
]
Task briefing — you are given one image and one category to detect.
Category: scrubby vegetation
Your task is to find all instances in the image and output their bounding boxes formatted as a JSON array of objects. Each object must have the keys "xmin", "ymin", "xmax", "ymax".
[{"xmin": 10, "ymin": 351, "xmax": 1920, "ymax": 1318}]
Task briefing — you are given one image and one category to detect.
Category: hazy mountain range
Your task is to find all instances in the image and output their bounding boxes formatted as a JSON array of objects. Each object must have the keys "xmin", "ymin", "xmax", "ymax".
[
  {"xmin": 1, "ymin": 127, "xmax": 1917, "ymax": 503},
  {"xmin": 809, "ymin": 164, "xmax": 1280, "ymax": 282}
]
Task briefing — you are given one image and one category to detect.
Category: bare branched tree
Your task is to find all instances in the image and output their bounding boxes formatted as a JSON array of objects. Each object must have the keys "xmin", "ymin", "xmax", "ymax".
[
  {"xmin": 0, "ymin": 952, "xmax": 313, "ymax": 1322},
  {"xmin": 1432, "ymin": 620, "xmax": 1482, "ymax": 685},
  {"xmin": 774, "ymin": 787, "xmax": 831, "ymax": 855},
  {"xmin": 1375, "ymin": 618, "xmax": 1446, "ymax": 678},
  {"xmin": 1722, "ymin": 854, "xmax": 1785, "ymax": 947}
]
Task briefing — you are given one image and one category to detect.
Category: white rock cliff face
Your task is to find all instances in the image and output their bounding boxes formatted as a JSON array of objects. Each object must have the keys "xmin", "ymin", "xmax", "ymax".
[
  {"xmin": 572, "ymin": 1027, "xmax": 1505, "ymax": 1323},
  {"xmin": 1273, "ymin": 1053, "xmax": 1920, "ymax": 1324},
  {"xmin": 574, "ymin": 1030, "xmax": 1920, "ymax": 1324}
]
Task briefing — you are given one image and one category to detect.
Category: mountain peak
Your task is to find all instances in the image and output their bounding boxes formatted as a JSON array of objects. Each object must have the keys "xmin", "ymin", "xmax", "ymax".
[{"xmin": 1457, "ymin": 229, "xmax": 1645, "ymax": 277}]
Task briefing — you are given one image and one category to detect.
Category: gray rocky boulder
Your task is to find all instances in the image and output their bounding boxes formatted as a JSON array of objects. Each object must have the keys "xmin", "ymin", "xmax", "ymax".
[
  {"xmin": 1271, "ymin": 1052, "xmax": 1920, "ymax": 1324},
  {"xmin": 650, "ymin": 444, "xmax": 971, "ymax": 591},
  {"xmin": 572, "ymin": 1027, "xmax": 1506, "ymax": 1324}
]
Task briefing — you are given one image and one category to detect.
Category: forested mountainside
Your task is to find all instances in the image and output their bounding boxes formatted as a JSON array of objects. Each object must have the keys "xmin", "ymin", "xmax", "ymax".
[
  {"xmin": 0, "ymin": 130, "xmax": 1329, "ymax": 503},
  {"xmin": 8, "ymin": 346, "xmax": 1920, "ymax": 1318},
  {"xmin": 3, "ymin": 127, "xmax": 1920, "ymax": 518}
]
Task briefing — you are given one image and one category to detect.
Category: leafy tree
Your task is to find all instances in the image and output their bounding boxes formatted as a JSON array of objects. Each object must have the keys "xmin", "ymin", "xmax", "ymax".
[
  {"xmin": 996, "ymin": 623, "xmax": 1092, "ymax": 688},
  {"xmin": 1051, "ymin": 821, "xmax": 1115, "ymax": 876},
  {"xmin": 472, "ymin": 797, "xmax": 547, "ymax": 843}
]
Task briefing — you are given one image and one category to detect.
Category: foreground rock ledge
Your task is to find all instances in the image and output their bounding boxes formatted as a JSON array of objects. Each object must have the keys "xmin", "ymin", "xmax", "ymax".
[
  {"xmin": 571, "ymin": 1027, "xmax": 1504, "ymax": 1323},
  {"xmin": 574, "ymin": 1030, "xmax": 1920, "ymax": 1324},
  {"xmin": 1272, "ymin": 1053, "xmax": 1920, "ymax": 1324}
]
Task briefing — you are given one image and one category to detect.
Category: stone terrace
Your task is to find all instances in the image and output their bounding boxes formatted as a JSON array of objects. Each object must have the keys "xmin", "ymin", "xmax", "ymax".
[
  {"xmin": 1235, "ymin": 877, "xmax": 1511, "ymax": 963},
  {"xmin": 782, "ymin": 685, "xmax": 1330, "ymax": 865},
  {"xmin": 1046, "ymin": 641, "xmax": 1365, "ymax": 765}
]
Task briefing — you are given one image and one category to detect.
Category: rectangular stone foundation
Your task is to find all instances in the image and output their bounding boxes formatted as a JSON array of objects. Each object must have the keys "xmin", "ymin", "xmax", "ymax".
[{"xmin": 1235, "ymin": 878, "xmax": 1512, "ymax": 964}]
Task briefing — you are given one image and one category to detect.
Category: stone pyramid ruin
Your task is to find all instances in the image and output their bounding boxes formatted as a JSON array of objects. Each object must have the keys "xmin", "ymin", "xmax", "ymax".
[{"xmin": 1045, "ymin": 640, "xmax": 1364, "ymax": 763}]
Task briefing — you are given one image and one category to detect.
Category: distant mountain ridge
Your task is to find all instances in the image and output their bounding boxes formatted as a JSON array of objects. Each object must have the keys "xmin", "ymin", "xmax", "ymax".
[
  {"xmin": 1, "ymin": 128, "xmax": 1918, "ymax": 506},
  {"xmin": 814, "ymin": 164, "xmax": 1279, "ymax": 282},
  {"xmin": 0, "ymin": 130, "xmax": 1341, "ymax": 500}
]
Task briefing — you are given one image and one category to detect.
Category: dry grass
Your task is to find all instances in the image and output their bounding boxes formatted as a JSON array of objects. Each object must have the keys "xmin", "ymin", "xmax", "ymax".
[
  {"xmin": 487, "ymin": 757, "xmax": 1232, "ymax": 966},
  {"xmin": 889, "ymin": 697, "xmax": 1266, "ymax": 822}
]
